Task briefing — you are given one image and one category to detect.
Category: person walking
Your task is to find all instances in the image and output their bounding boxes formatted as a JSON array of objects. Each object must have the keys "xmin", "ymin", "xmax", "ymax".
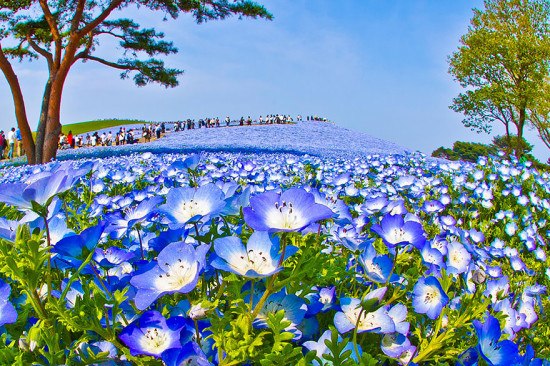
[
  {"xmin": 15, "ymin": 128, "xmax": 23, "ymax": 157},
  {"xmin": 0, "ymin": 131, "xmax": 5, "ymax": 160},
  {"xmin": 6, "ymin": 128, "xmax": 15, "ymax": 159}
]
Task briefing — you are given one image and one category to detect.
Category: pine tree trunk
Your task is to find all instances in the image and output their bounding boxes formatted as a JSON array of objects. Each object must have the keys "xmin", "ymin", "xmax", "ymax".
[{"xmin": 35, "ymin": 78, "xmax": 53, "ymax": 164}]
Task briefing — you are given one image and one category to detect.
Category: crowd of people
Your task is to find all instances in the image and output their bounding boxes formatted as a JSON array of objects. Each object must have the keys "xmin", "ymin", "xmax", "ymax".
[
  {"xmin": 0, "ymin": 115, "xmax": 332, "ymax": 158},
  {"xmin": 0, "ymin": 127, "xmax": 23, "ymax": 160}
]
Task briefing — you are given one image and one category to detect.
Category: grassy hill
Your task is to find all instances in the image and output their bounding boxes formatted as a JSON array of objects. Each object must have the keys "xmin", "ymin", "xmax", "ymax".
[{"xmin": 60, "ymin": 119, "xmax": 157, "ymax": 135}]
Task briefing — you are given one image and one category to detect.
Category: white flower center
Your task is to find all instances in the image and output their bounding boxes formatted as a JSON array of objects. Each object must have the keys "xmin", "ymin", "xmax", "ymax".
[
  {"xmin": 180, "ymin": 199, "xmax": 211, "ymax": 222},
  {"xmin": 265, "ymin": 201, "xmax": 307, "ymax": 230},
  {"xmin": 387, "ymin": 228, "xmax": 410, "ymax": 244},
  {"xmin": 230, "ymin": 249, "xmax": 277, "ymax": 276},
  {"xmin": 139, "ymin": 327, "xmax": 171, "ymax": 355},
  {"xmin": 423, "ymin": 286, "xmax": 441, "ymax": 305},
  {"xmin": 155, "ymin": 260, "xmax": 198, "ymax": 292}
]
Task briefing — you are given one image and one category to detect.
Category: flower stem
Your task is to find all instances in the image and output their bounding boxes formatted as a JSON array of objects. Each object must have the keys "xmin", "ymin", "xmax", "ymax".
[
  {"xmin": 43, "ymin": 218, "xmax": 52, "ymax": 301},
  {"xmin": 186, "ymin": 293, "xmax": 202, "ymax": 347}
]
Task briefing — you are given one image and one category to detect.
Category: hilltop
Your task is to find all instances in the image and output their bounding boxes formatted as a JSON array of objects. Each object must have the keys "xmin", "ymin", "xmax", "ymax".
[{"xmin": 55, "ymin": 121, "xmax": 416, "ymax": 161}]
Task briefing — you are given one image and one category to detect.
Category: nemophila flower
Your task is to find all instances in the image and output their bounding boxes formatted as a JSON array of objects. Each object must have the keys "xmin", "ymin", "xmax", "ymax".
[
  {"xmin": 105, "ymin": 196, "xmax": 163, "ymax": 239},
  {"xmin": 0, "ymin": 280, "xmax": 17, "ymax": 327},
  {"xmin": 381, "ymin": 333, "xmax": 412, "ymax": 359},
  {"xmin": 509, "ymin": 255, "xmax": 527, "ymax": 272},
  {"xmin": 506, "ymin": 222, "xmax": 518, "ymax": 236},
  {"xmin": 304, "ymin": 286, "xmax": 337, "ymax": 315},
  {"xmin": 119, "ymin": 311, "xmax": 187, "ymax": 358},
  {"xmin": 386, "ymin": 303, "xmax": 410, "ymax": 335},
  {"xmin": 53, "ymin": 223, "xmax": 105, "ymax": 259},
  {"xmin": 51, "ymin": 279, "xmax": 84, "ymax": 309},
  {"xmin": 252, "ymin": 291, "xmax": 307, "ymax": 339},
  {"xmin": 334, "ymin": 297, "xmax": 395, "ymax": 334},
  {"xmin": 163, "ymin": 342, "xmax": 211, "ymax": 366},
  {"xmin": 474, "ymin": 315, "xmax": 520, "ymax": 366},
  {"xmin": 211, "ymin": 231, "xmax": 298, "ymax": 277},
  {"xmin": 371, "ymin": 214, "xmax": 426, "ymax": 250},
  {"xmin": 398, "ymin": 345, "xmax": 417, "ymax": 365},
  {"xmin": 421, "ymin": 243, "xmax": 445, "ymax": 269},
  {"xmin": 160, "ymin": 184, "xmax": 226, "ymax": 229},
  {"xmin": 243, "ymin": 188, "xmax": 334, "ymax": 232},
  {"xmin": 446, "ymin": 241, "xmax": 471, "ymax": 275},
  {"xmin": 421, "ymin": 199, "xmax": 445, "ymax": 214},
  {"xmin": 361, "ymin": 196, "xmax": 388, "ymax": 215},
  {"xmin": 0, "ymin": 217, "xmax": 20, "ymax": 242},
  {"xmin": 412, "ymin": 276, "xmax": 449, "ymax": 320},
  {"xmin": 130, "ymin": 241, "xmax": 206, "ymax": 310},
  {"xmin": 94, "ymin": 246, "xmax": 135, "ymax": 268},
  {"xmin": 309, "ymin": 188, "xmax": 352, "ymax": 224},
  {"xmin": 456, "ymin": 347, "xmax": 479, "ymax": 366},
  {"xmin": 359, "ymin": 244, "xmax": 396, "ymax": 283},
  {"xmin": 484, "ymin": 277, "xmax": 510, "ymax": 303},
  {"xmin": 0, "ymin": 167, "xmax": 77, "ymax": 212},
  {"xmin": 303, "ymin": 330, "xmax": 360, "ymax": 366}
]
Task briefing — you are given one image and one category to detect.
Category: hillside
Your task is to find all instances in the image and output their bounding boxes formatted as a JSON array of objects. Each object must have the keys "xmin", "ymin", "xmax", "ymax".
[{"xmin": 56, "ymin": 121, "xmax": 417, "ymax": 161}]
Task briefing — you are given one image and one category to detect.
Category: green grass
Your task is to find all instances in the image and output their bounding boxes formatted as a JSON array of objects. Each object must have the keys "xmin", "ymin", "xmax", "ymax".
[{"xmin": 60, "ymin": 119, "xmax": 157, "ymax": 135}]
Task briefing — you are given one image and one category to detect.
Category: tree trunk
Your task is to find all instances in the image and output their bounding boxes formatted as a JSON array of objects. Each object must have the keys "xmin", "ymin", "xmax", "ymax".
[
  {"xmin": 504, "ymin": 120, "xmax": 512, "ymax": 158},
  {"xmin": 517, "ymin": 107, "xmax": 526, "ymax": 159},
  {"xmin": 35, "ymin": 78, "xmax": 53, "ymax": 164},
  {"xmin": 41, "ymin": 43, "xmax": 78, "ymax": 163},
  {"xmin": 0, "ymin": 47, "xmax": 36, "ymax": 164}
]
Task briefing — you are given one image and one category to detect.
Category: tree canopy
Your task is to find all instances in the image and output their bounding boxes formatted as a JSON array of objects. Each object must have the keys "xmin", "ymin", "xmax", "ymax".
[
  {"xmin": 0, "ymin": 0, "xmax": 271, "ymax": 164},
  {"xmin": 448, "ymin": 0, "xmax": 550, "ymax": 158}
]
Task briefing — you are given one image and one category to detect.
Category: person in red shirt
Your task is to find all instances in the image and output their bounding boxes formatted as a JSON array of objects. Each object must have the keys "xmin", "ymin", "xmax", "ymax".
[{"xmin": 67, "ymin": 130, "xmax": 74, "ymax": 149}]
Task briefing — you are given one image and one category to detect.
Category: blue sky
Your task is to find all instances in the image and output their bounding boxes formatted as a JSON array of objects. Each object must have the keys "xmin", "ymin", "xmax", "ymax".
[{"xmin": 1, "ymin": 0, "xmax": 548, "ymax": 161}]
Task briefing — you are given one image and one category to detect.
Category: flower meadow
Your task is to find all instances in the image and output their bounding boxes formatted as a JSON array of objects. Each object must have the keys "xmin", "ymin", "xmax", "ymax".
[{"xmin": 0, "ymin": 149, "xmax": 549, "ymax": 366}]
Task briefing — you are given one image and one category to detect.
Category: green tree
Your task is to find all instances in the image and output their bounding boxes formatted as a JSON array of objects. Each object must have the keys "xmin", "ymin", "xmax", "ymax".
[
  {"xmin": 0, "ymin": 0, "xmax": 271, "ymax": 164},
  {"xmin": 491, "ymin": 134, "xmax": 533, "ymax": 155},
  {"xmin": 448, "ymin": 0, "xmax": 550, "ymax": 158},
  {"xmin": 431, "ymin": 141, "xmax": 497, "ymax": 162}
]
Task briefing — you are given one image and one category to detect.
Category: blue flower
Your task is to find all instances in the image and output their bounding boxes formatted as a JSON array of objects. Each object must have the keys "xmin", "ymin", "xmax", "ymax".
[
  {"xmin": 474, "ymin": 315, "xmax": 520, "ymax": 366},
  {"xmin": 456, "ymin": 347, "xmax": 479, "ymax": 366},
  {"xmin": 381, "ymin": 333, "xmax": 412, "ymax": 359},
  {"xmin": 243, "ymin": 188, "xmax": 334, "ymax": 232},
  {"xmin": 371, "ymin": 214, "xmax": 426, "ymax": 250},
  {"xmin": 105, "ymin": 196, "xmax": 163, "ymax": 239},
  {"xmin": 412, "ymin": 276, "xmax": 449, "ymax": 320},
  {"xmin": 0, "ymin": 166, "xmax": 76, "ymax": 212},
  {"xmin": 303, "ymin": 330, "xmax": 360, "ymax": 366},
  {"xmin": 0, "ymin": 280, "xmax": 17, "ymax": 327},
  {"xmin": 305, "ymin": 286, "xmax": 337, "ymax": 315},
  {"xmin": 163, "ymin": 341, "xmax": 211, "ymax": 366},
  {"xmin": 334, "ymin": 296, "xmax": 395, "ymax": 334},
  {"xmin": 130, "ymin": 242, "xmax": 206, "ymax": 310},
  {"xmin": 252, "ymin": 291, "xmax": 307, "ymax": 339},
  {"xmin": 446, "ymin": 241, "xmax": 471, "ymax": 275},
  {"xmin": 211, "ymin": 231, "xmax": 298, "ymax": 277},
  {"xmin": 119, "ymin": 311, "xmax": 187, "ymax": 358},
  {"xmin": 94, "ymin": 246, "xmax": 135, "ymax": 268},
  {"xmin": 359, "ymin": 244, "xmax": 395, "ymax": 283},
  {"xmin": 160, "ymin": 184, "xmax": 226, "ymax": 228},
  {"xmin": 53, "ymin": 222, "xmax": 105, "ymax": 259}
]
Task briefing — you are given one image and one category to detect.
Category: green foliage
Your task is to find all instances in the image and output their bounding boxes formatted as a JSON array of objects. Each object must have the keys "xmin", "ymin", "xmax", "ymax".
[
  {"xmin": 58, "ymin": 119, "xmax": 158, "ymax": 136},
  {"xmin": 448, "ymin": 0, "xmax": 550, "ymax": 157},
  {"xmin": 432, "ymin": 141, "xmax": 497, "ymax": 162},
  {"xmin": 491, "ymin": 134, "xmax": 533, "ymax": 155}
]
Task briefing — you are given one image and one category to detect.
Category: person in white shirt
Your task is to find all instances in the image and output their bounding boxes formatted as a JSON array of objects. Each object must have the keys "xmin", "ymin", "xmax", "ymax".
[{"xmin": 7, "ymin": 128, "xmax": 16, "ymax": 159}]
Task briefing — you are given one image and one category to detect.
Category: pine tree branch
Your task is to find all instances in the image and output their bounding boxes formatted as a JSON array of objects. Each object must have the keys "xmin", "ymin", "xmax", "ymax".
[
  {"xmin": 78, "ymin": 0, "xmax": 125, "ymax": 36},
  {"xmin": 80, "ymin": 55, "xmax": 136, "ymax": 70},
  {"xmin": 26, "ymin": 32, "xmax": 53, "ymax": 70}
]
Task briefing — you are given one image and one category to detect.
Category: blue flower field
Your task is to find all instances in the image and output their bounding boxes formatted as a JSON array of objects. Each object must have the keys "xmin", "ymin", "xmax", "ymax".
[{"xmin": 0, "ymin": 121, "xmax": 548, "ymax": 365}]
